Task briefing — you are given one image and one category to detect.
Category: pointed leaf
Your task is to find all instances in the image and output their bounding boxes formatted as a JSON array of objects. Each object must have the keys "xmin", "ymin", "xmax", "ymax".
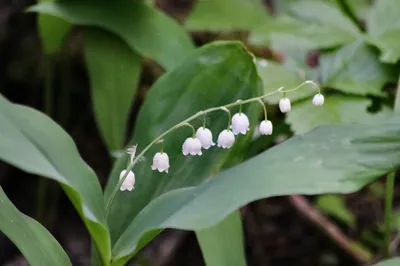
[
  {"xmin": 196, "ymin": 211, "xmax": 246, "ymax": 266},
  {"xmin": 84, "ymin": 29, "xmax": 141, "ymax": 152},
  {"xmin": 0, "ymin": 187, "xmax": 71, "ymax": 266},
  {"xmin": 29, "ymin": 0, "xmax": 194, "ymax": 70},
  {"xmin": 104, "ymin": 41, "xmax": 262, "ymax": 248},
  {"xmin": 111, "ymin": 111, "xmax": 400, "ymax": 262},
  {"xmin": 0, "ymin": 95, "xmax": 110, "ymax": 264}
]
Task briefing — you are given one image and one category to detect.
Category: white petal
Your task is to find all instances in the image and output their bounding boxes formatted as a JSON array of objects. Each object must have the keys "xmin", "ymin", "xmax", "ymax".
[
  {"xmin": 312, "ymin": 94, "xmax": 324, "ymax": 106},
  {"xmin": 231, "ymin": 113, "xmax": 250, "ymax": 135},
  {"xmin": 119, "ymin": 170, "xmax": 135, "ymax": 192},
  {"xmin": 196, "ymin": 127, "xmax": 215, "ymax": 149},
  {"xmin": 279, "ymin": 98, "xmax": 291, "ymax": 113},
  {"xmin": 259, "ymin": 120, "xmax": 273, "ymax": 135}
]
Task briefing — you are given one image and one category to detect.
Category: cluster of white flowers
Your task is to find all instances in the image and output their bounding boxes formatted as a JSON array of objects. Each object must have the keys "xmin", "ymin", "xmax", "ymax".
[{"xmin": 118, "ymin": 91, "xmax": 324, "ymax": 192}]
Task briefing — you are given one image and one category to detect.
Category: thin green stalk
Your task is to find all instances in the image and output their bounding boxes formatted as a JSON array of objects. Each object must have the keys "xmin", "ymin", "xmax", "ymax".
[
  {"xmin": 36, "ymin": 56, "xmax": 53, "ymax": 223},
  {"xmin": 383, "ymin": 74, "xmax": 400, "ymax": 258},
  {"xmin": 384, "ymin": 172, "xmax": 395, "ymax": 258},
  {"xmin": 105, "ymin": 81, "xmax": 318, "ymax": 215}
]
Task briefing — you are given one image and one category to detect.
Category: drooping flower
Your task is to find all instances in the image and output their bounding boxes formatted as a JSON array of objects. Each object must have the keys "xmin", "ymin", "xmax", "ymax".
[
  {"xmin": 230, "ymin": 113, "xmax": 250, "ymax": 135},
  {"xmin": 196, "ymin": 127, "xmax": 215, "ymax": 149},
  {"xmin": 182, "ymin": 137, "xmax": 202, "ymax": 156},
  {"xmin": 279, "ymin": 97, "xmax": 291, "ymax": 113},
  {"xmin": 312, "ymin": 94, "xmax": 324, "ymax": 106},
  {"xmin": 217, "ymin": 129, "xmax": 235, "ymax": 149},
  {"xmin": 119, "ymin": 170, "xmax": 135, "ymax": 191},
  {"xmin": 151, "ymin": 152, "xmax": 170, "ymax": 173},
  {"xmin": 259, "ymin": 120, "xmax": 273, "ymax": 135}
]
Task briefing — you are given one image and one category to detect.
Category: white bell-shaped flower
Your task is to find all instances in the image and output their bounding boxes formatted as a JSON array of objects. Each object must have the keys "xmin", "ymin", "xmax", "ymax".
[
  {"xmin": 312, "ymin": 94, "xmax": 324, "ymax": 106},
  {"xmin": 151, "ymin": 152, "xmax": 170, "ymax": 173},
  {"xmin": 279, "ymin": 97, "xmax": 291, "ymax": 113},
  {"xmin": 259, "ymin": 120, "xmax": 273, "ymax": 135},
  {"xmin": 230, "ymin": 113, "xmax": 250, "ymax": 135},
  {"xmin": 182, "ymin": 137, "xmax": 202, "ymax": 156},
  {"xmin": 119, "ymin": 170, "xmax": 135, "ymax": 191},
  {"xmin": 217, "ymin": 129, "xmax": 235, "ymax": 149},
  {"xmin": 196, "ymin": 127, "xmax": 215, "ymax": 149}
]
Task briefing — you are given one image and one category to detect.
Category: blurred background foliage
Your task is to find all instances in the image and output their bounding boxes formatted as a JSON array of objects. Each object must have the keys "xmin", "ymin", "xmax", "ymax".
[{"xmin": 2, "ymin": 0, "xmax": 400, "ymax": 265}]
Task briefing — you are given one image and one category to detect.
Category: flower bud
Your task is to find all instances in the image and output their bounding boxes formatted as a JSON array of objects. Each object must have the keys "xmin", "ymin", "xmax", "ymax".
[
  {"xmin": 182, "ymin": 137, "xmax": 202, "ymax": 156},
  {"xmin": 279, "ymin": 97, "xmax": 291, "ymax": 113},
  {"xmin": 196, "ymin": 127, "xmax": 215, "ymax": 149},
  {"xmin": 217, "ymin": 129, "xmax": 235, "ymax": 149},
  {"xmin": 312, "ymin": 94, "xmax": 324, "ymax": 106},
  {"xmin": 231, "ymin": 113, "xmax": 250, "ymax": 135},
  {"xmin": 259, "ymin": 120, "xmax": 273, "ymax": 135},
  {"xmin": 119, "ymin": 170, "xmax": 135, "ymax": 191},
  {"xmin": 151, "ymin": 152, "xmax": 170, "ymax": 173}
]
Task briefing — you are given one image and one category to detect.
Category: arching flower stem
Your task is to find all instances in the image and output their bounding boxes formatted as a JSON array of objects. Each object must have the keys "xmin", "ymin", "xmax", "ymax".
[{"xmin": 105, "ymin": 81, "xmax": 316, "ymax": 215}]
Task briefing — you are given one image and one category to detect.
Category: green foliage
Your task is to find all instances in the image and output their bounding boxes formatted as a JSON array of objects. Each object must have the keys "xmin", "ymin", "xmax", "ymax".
[
  {"xmin": 196, "ymin": 211, "xmax": 246, "ymax": 266},
  {"xmin": 316, "ymin": 194, "xmax": 356, "ymax": 226},
  {"xmin": 84, "ymin": 29, "xmax": 142, "ymax": 152},
  {"xmin": 104, "ymin": 41, "xmax": 262, "ymax": 256},
  {"xmin": 185, "ymin": 0, "xmax": 269, "ymax": 31},
  {"xmin": 0, "ymin": 95, "xmax": 110, "ymax": 264},
  {"xmin": 29, "ymin": 0, "xmax": 194, "ymax": 70},
  {"xmin": 286, "ymin": 96, "xmax": 390, "ymax": 134},
  {"xmin": 0, "ymin": 188, "xmax": 71, "ymax": 266},
  {"xmin": 367, "ymin": 0, "xmax": 400, "ymax": 63},
  {"xmin": 37, "ymin": 0, "xmax": 71, "ymax": 54},
  {"xmin": 319, "ymin": 40, "xmax": 394, "ymax": 96},
  {"xmin": 111, "ymin": 114, "xmax": 400, "ymax": 262},
  {"xmin": 374, "ymin": 258, "xmax": 400, "ymax": 266}
]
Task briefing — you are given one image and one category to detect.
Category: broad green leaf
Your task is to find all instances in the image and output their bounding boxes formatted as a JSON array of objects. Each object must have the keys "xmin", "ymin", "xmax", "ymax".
[
  {"xmin": 38, "ymin": 0, "xmax": 71, "ymax": 54},
  {"xmin": 112, "ymin": 114, "xmax": 400, "ymax": 262},
  {"xmin": 250, "ymin": 1, "xmax": 360, "ymax": 49},
  {"xmin": 347, "ymin": 0, "xmax": 371, "ymax": 21},
  {"xmin": 0, "ymin": 95, "xmax": 110, "ymax": 264},
  {"xmin": 290, "ymin": 0, "xmax": 360, "ymax": 36},
  {"xmin": 0, "ymin": 187, "xmax": 71, "ymax": 266},
  {"xmin": 185, "ymin": 0, "xmax": 269, "ymax": 31},
  {"xmin": 254, "ymin": 59, "xmax": 314, "ymax": 104},
  {"xmin": 374, "ymin": 258, "xmax": 400, "ymax": 266},
  {"xmin": 84, "ymin": 29, "xmax": 141, "ymax": 152},
  {"xmin": 29, "ymin": 0, "xmax": 194, "ymax": 70},
  {"xmin": 105, "ymin": 41, "xmax": 262, "ymax": 249},
  {"xmin": 196, "ymin": 211, "xmax": 246, "ymax": 266},
  {"xmin": 319, "ymin": 40, "xmax": 393, "ymax": 96},
  {"xmin": 366, "ymin": 0, "xmax": 400, "ymax": 63},
  {"xmin": 286, "ymin": 96, "xmax": 390, "ymax": 134},
  {"xmin": 316, "ymin": 194, "xmax": 356, "ymax": 226}
]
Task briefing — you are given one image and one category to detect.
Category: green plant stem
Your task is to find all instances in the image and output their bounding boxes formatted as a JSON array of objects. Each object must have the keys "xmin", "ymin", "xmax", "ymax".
[
  {"xmin": 105, "ymin": 81, "xmax": 315, "ymax": 215},
  {"xmin": 383, "ymin": 74, "xmax": 400, "ymax": 257},
  {"xmin": 384, "ymin": 172, "xmax": 395, "ymax": 258},
  {"xmin": 36, "ymin": 56, "xmax": 53, "ymax": 223}
]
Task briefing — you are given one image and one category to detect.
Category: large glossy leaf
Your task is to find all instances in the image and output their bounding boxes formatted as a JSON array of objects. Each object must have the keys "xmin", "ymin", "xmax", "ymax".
[
  {"xmin": 84, "ymin": 29, "xmax": 141, "ymax": 152},
  {"xmin": 29, "ymin": 0, "xmax": 194, "ymax": 70},
  {"xmin": 286, "ymin": 96, "xmax": 390, "ymax": 134},
  {"xmin": 196, "ymin": 211, "xmax": 246, "ymax": 266},
  {"xmin": 0, "ymin": 95, "xmax": 110, "ymax": 264},
  {"xmin": 319, "ymin": 40, "xmax": 393, "ymax": 96},
  {"xmin": 112, "ymin": 115, "xmax": 400, "ymax": 262},
  {"xmin": 366, "ymin": 0, "xmax": 400, "ymax": 63},
  {"xmin": 185, "ymin": 0, "xmax": 269, "ymax": 31},
  {"xmin": 374, "ymin": 258, "xmax": 400, "ymax": 266},
  {"xmin": 0, "ymin": 187, "xmax": 71, "ymax": 266},
  {"xmin": 38, "ymin": 0, "xmax": 71, "ymax": 54},
  {"xmin": 104, "ymin": 41, "xmax": 262, "ymax": 251}
]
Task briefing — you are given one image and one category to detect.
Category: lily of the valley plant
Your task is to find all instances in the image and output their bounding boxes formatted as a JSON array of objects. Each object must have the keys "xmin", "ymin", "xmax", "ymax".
[{"xmin": 105, "ymin": 81, "xmax": 323, "ymax": 213}]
